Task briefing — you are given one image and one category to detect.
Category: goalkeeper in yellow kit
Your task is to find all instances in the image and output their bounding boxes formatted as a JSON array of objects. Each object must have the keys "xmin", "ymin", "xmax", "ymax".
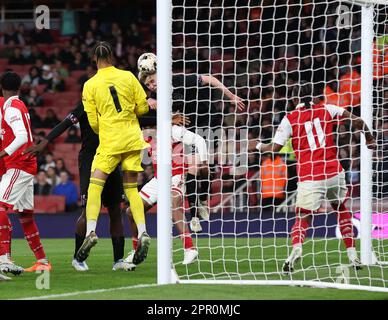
[{"xmin": 76, "ymin": 41, "xmax": 151, "ymax": 265}]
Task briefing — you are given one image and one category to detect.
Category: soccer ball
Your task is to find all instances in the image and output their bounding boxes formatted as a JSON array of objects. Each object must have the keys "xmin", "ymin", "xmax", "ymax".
[{"xmin": 137, "ymin": 52, "xmax": 157, "ymax": 73}]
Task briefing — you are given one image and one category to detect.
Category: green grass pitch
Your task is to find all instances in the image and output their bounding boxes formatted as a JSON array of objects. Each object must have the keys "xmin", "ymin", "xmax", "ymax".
[{"xmin": 1, "ymin": 238, "xmax": 388, "ymax": 300}]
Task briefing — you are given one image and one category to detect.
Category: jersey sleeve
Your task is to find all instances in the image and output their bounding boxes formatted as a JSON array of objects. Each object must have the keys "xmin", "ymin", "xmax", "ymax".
[
  {"xmin": 46, "ymin": 102, "xmax": 84, "ymax": 142},
  {"xmin": 3, "ymin": 107, "xmax": 28, "ymax": 155},
  {"xmin": 172, "ymin": 125, "xmax": 208, "ymax": 162},
  {"xmin": 324, "ymin": 104, "xmax": 345, "ymax": 119},
  {"xmin": 82, "ymin": 81, "xmax": 99, "ymax": 134},
  {"xmin": 131, "ymin": 73, "xmax": 149, "ymax": 117},
  {"xmin": 273, "ymin": 116, "xmax": 292, "ymax": 146}
]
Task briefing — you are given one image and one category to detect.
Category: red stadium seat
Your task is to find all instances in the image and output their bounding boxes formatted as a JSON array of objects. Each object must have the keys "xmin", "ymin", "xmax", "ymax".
[{"xmin": 34, "ymin": 195, "xmax": 66, "ymax": 213}]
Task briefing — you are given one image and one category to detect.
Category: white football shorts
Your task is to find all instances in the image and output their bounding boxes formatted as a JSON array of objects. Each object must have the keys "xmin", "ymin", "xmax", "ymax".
[
  {"xmin": 295, "ymin": 171, "xmax": 348, "ymax": 211},
  {"xmin": 140, "ymin": 174, "xmax": 185, "ymax": 206},
  {"xmin": 0, "ymin": 168, "xmax": 34, "ymax": 212}
]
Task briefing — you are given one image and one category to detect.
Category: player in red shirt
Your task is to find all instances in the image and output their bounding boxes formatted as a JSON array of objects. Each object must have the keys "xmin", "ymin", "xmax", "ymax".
[
  {"xmin": 125, "ymin": 125, "xmax": 208, "ymax": 267},
  {"xmin": 0, "ymin": 72, "xmax": 51, "ymax": 273},
  {"xmin": 249, "ymin": 81, "xmax": 376, "ymax": 274}
]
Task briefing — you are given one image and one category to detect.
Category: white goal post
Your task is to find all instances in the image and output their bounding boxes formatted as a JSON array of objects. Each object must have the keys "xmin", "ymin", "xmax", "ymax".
[{"xmin": 156, "ymin": 0, "xmax": 388, "ymax": 292}]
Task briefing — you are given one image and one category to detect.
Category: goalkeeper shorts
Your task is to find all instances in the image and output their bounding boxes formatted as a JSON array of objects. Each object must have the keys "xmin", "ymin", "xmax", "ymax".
[
  {"xmin": 140, "ymin": 174, "xmax": 185, "ymax": 206},
  {"xmin": 79, "ymin": 151, "xmax": 124, "ymax": 208},
  {"xmin": 295, "ymin": 171, "xmax": 348, "ymax": 211},
  {"xmin": 91, "ymin": 150, "xmax": 144, "ymax": 174}
]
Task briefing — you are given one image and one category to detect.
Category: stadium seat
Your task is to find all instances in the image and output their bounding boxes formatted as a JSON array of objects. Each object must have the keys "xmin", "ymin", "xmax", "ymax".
[{"xmin": 34, "ymin": 195, "xmax": 66, "ymax": 213}]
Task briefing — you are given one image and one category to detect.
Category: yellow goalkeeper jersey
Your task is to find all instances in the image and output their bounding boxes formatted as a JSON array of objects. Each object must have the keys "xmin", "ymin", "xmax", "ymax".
[{"xmin": 82, "ymin": 66, "xmax": 149, "ymax": 155}]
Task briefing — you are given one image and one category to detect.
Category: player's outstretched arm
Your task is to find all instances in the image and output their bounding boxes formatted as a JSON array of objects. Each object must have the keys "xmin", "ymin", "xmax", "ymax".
[
  {"xmin": 23, "ymin": 102, "xmax": 84, "ymax": 156},
  {"xmin": 248, "ymin": 140, "xmax": 283, "ymax": 153},
  {"xmin": 248, "ymin": 115, "xmax": 291, "ymax": 153},
  {"xmin": 201, "ymin": 75, "xmax": 246, "ymax": 111},
  {"xmin": 342, "ymin": 109, "xmax": 376, "ymax": 149}
]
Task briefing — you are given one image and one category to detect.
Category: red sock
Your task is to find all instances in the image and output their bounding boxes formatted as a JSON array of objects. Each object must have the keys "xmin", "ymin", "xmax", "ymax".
[
  {"xmin": 337, "ymin": 204, "xmax": 355, "ymax": 249},
  {"xmin": 181, "ymin": 231, "xmax": 194, "ymax": 249},
  {"xmin": 291, "ymin": 208, "xmax": 310, "ymax": 246},
  {"xmin": 0, "ymin": 243, "xmax": 6, "ymax": 256},
  {"xmin": 19, "ymin": 212, "xmax": 46, "ymax": 260},
  {"xmin": 0, "ymin": 209, "xmax": 12, "ymax": 255},
  {"xmin": 132, "ymin": 238, "xmax": 138, "ymax": 250}
]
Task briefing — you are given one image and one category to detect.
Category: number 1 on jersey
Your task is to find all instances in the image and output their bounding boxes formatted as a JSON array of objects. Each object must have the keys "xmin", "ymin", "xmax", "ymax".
[{"xmin": 304, "ymin": 118, "xmax": 326, "ymax": 151}]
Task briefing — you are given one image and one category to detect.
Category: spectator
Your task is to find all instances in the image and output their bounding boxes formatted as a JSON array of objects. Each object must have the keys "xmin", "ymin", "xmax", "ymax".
[
  {"xmin": 46, "ymin": 167, "xmax": 60, "ymax": 190},
  {"xmin": 78, "ymin": 3, "xmax": 97, "ymax": 32},
  {"xmin": 48, "ymin": 48, "xmax": 65, "ymax": 64},
  {"xmin": 84, "ymin": 30, "xmax": 96, "ymax": 48},
  {"xmin": 53, "ymin": 171, "xmax": 79, "ymax": 212},
  {"xmin": 65, "ymin": 127, "xmax": 82, "ymax": 143},
  {"xmin": 55, "ymin": 158, "xmax": 72, "ymax": 177},
  {"xmin": 34, "ymin": 170, "xmax": 52, "ymax": 196},
  {"xmin": 16, "ymin": 23, "xmax": 27, "ymax": 45},
  {"xmin": 324, "ymin": 80, "xmax": 351, "ymax": 109},
  {"xmin": 61, "ymin": 3, "xmax": 77, "ymax": 36},
  {"xmin": 28, "ymin": 108, "xmax": 43, "ymax": 128},
  {"xmin": 41, "ymin": 152, "xmax": 56, "ymax": 171},
  {"xmin": 53, "ymin": 59, "xmax": 69, "ymax": 78},
  {"xmin": 23, "ymin": 88, "xmax": 44, "ymax": 107},
  {"xmin": 339, "ymin": 64, "xmax": 361, "ymax": 108},
  {"xmin": 42, "ymin": 109, "xmax": 60, "ymax": 128},
  {"xmin": 51, "ymin": 69, "xmax": 66, "ymax": 92},
  {"xmin": 22, "ymin": 66, "xmax": 41, "ymax": 87},
  {"xmin": 86, "ymin": 19, "xmax": 103, "ymax": 40},
  {"xmin": 69, "ymin": 52, "xmax": 87, "ymax": 71},
  {"xmin": 0, "ymin": 23, "xmax": 19, "ymax": 45},
  {"xmin": 39, "ymin": 65, "xmax": 54, "ymax": 91},
  {"xmin": 25, "ymin": 45, "xmax": 46, "ymax": 64},
  {"xmin": 78, "ymin": 65, "xmax": 96, "ymax": 88},
  {"xmin": 31, "ymin": 28, "xmax": 53, "ymax": 44},
  {"xmin": 259, "ymin": 153, "xmax": 287, "ymax": 208},
  {"xmin": 9, "ymin": 47, "xmax": 27, "ymax": 65}
]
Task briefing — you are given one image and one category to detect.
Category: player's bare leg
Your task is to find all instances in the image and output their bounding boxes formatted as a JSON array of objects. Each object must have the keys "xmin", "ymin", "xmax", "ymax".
[
  {"xmin": 331, "ymin": 201, "xmax": 362, "ymax": 270},
  {"xmin": 283, "ymin": 208, "xmax": 312, "ymax": 274},
  {"xmin": 171, "ymin": 190, "xmax": 198, "ymax": 265}
]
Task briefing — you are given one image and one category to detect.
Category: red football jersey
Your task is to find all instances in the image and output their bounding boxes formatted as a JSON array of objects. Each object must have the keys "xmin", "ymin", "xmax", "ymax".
[
  {"xmin": 145, "ymin": 136, "xmax": 185, "ymax": 178},
  {"xmin": 0, "ymin": 96, "xmax": 37, "ymax": 175},
  {"xmin": 273, "ymin": 103, "xmax": 344, "ymax": 181}
]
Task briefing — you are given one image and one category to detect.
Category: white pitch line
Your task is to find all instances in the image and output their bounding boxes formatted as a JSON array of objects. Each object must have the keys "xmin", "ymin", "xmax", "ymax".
[{"xmin": 16, "ymin": 283, "xmax": 160, "ymax": 300}]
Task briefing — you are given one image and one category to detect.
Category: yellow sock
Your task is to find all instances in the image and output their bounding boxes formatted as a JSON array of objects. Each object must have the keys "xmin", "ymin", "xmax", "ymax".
[
  {"xmin": 86, "ymin": 178, "xmax": 105, "ymax": 223},
  {"xmin": 124, "ymin": 182, "xmax": 146, "ymax": 228}
]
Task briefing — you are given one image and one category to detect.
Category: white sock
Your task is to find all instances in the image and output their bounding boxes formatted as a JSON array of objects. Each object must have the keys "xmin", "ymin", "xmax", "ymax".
[
  {"xmin": 137, "ymin": 223, "xmax": 146, "ymax": 237},
  {"xmin": 0, "ymin": 254, "xmax": 9, "ymax": 263},
  {"xmin": 38, "ymin": 258, "xmax": 48, "ymax": 264},
  {"xmin": 347, "ymin": 247, "xmax": 358, "ymax": 261},
  {"xmin": 293, "ymin": 243, "xmax": 303, "ymax": 251},
  {"xmin": 86, "ymin": 220, "xmax": 97, "ymax": 236}
]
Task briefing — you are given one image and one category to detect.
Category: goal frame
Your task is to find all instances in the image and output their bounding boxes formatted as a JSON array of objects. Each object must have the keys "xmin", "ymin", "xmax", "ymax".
[{"xmin": 156, "ymin": 0, "xmax": 387, "ymax": 292}]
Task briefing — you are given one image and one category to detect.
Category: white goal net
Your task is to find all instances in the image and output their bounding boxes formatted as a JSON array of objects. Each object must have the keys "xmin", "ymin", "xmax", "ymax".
[{"xmin": 158, "ymin": 0, "xmax": 388, "ymax": 291}]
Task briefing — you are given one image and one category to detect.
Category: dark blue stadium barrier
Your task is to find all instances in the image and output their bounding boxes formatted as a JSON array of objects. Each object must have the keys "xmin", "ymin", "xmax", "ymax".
[{"xmin": 9, "ymin": 210, "xmax": 339, "ymax": 239}]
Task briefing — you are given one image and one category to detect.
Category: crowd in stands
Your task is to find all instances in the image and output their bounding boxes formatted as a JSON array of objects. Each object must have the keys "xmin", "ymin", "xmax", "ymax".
[
  {"xmin": 0, "ymin": 1, "xmax": 387, "ymax": 213},
  {"xmin": 0, "ymin": 2, "xmax": 156, "ymax": 211}
]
